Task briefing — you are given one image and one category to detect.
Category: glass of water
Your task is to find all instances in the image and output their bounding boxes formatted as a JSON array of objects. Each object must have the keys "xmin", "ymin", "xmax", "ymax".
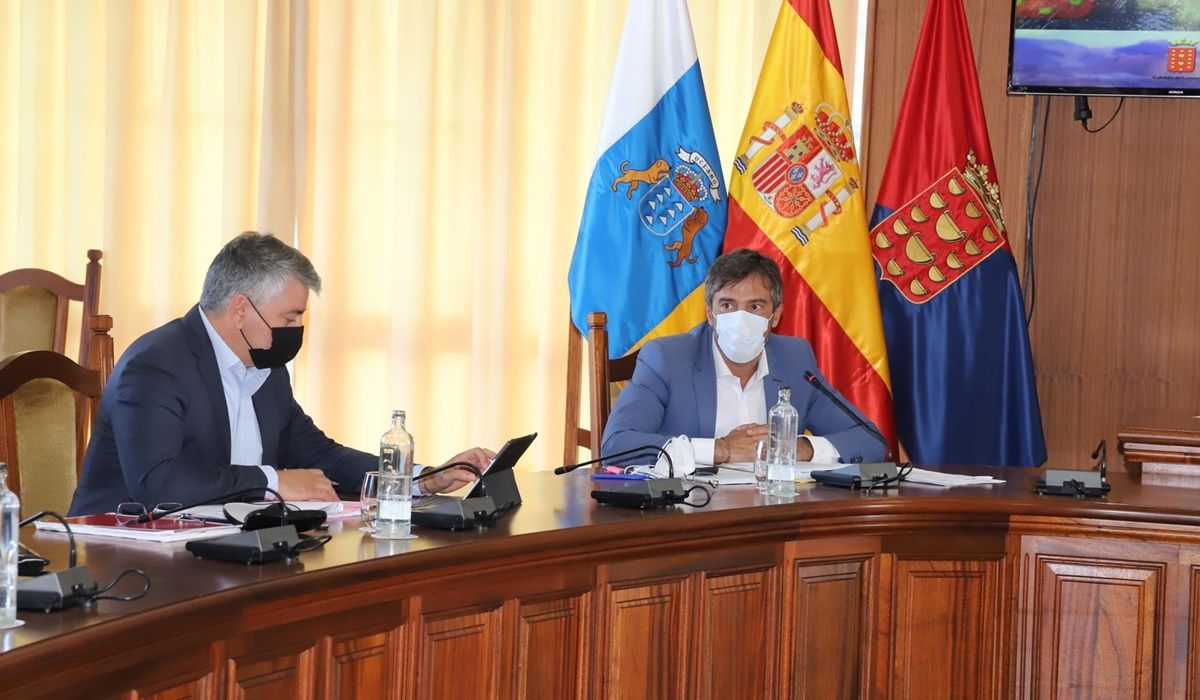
[
  {"xmin": 754, "ymin": 439, "xmax": 768, "ymax": 493},
  {"xmin": 373, "ymin": 472, "xmax": 416, "ymax": 540},
  {"xmin": 359, "ymin": 471, "xmax": 380, "ymax": 533}
]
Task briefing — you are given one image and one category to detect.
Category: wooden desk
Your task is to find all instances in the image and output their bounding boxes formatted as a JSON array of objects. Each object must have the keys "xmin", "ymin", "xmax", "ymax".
[
  {"xmin": 1119, "ymin": 408, "xmax": 1200, "ymax": 475},
  {"xmin": 4, "ymin": 468, "xmax": 1200, "ymax": 698}
]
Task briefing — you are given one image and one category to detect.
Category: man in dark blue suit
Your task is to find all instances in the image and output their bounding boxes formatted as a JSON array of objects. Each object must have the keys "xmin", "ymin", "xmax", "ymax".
[
  {"xmin": 602, "ymin": 248, "xmax": 885, "ymax": 466},
  {"xmin": 70, "ymin": 232, "xmax": 490, "ymax": 515}
]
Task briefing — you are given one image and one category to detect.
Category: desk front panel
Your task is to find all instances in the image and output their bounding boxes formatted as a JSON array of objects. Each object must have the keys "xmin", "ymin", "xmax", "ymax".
[{"xmin": 5, "ymin": 469, "xmax": 1200, "ymax": 698}]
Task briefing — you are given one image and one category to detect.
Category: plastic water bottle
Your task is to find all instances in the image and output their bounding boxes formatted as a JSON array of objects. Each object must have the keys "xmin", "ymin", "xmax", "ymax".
[
  {"xmin": 1, "ymin": 463, "xmax": 20, "ymax": 628},
  {"xmin": 766, "ymin": 387, "xmax": 799, "ymax": 497},
  {"xmin": 375, "ymin": 410, "xmax": 416, "ymax": 539}
]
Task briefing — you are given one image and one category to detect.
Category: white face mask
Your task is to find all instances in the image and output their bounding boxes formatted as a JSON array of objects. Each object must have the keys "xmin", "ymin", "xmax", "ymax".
[{"xmin": 714, "ymin": 310, "xmax": 770, "ymax": 364}]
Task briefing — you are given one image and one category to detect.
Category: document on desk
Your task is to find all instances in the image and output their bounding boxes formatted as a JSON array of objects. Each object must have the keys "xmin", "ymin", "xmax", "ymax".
[
  {"xmin": 704, "ymin": 466, "xmax": 757, "ymax": 485},
  {"xmin": 35, "ymin": 515, "xmax": 242, "ymax": 543},
  {"xmin": 902, "ymin": 468, "xmax": 1005, "ymax": 487},
  {"xmin": 627, "ymin": 464, "xmax": 758, "ymax": 485}
]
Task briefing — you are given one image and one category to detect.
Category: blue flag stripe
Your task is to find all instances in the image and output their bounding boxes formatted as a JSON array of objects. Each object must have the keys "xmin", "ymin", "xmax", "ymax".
[{"xmin": 870, "ymin": 204, "xmax": 1046, "ymax": 466}]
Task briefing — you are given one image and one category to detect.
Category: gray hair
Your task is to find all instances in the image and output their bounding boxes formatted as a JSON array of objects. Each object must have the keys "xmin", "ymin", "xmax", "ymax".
[
  {"xmin": 703, "ymin": 248, "xmax": 784, "ymax": 309},
  {"xmin": 199, "ymin": 231, "xmax": 322, "ymax": 312}
]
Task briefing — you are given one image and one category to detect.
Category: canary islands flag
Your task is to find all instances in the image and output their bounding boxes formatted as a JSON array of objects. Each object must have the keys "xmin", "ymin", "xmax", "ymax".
[
  {"xmin": 723, "ymin": 0, "xmax": 896, "ymax": 445},
  {"xmin": 568, "ymin": 0, "xmax": 726, "ymax": 359},
  {"xmin": 868, "ymin": 0, "xmax": 1046, "ymax": 466}
]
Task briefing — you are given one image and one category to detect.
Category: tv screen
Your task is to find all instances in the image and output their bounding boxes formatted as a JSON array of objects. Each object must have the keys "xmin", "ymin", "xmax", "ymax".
[{"xmin": 1008, "ymin": 1, "xmax": 1200, "ymax": 97}]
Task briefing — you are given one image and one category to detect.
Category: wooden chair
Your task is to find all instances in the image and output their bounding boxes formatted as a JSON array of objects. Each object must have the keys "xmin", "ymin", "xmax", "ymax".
[
  {"xmin": 0, "ymin": 249, "xmax": 103, "ymax": 367},
  {"xmin": 0, "ymin": 315, "xmax": 114, "ymax": 516},
  {"xmin": 563, "ymin": 312, "xmax": 640, "ymax": 464}
]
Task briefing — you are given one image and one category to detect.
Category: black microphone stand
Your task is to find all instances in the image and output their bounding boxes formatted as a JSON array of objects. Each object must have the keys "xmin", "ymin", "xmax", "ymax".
[
  {"xmin": 803, "ymin": 371, "xmax": 891, "ymax": 461},
  {"xmin": 556, "ymin": 445, "xmax": 675, "ymax": 477}
]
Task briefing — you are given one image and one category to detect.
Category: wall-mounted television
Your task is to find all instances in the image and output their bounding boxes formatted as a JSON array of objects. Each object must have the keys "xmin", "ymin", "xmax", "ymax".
[{"xmin": 1008, "ymin": 0, "xmax": 1200, "ymax": 97}]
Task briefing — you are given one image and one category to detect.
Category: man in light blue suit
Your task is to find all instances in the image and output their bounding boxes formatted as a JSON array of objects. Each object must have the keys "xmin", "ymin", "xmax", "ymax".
[{"xmin": 602, "ymin": 249, "xmax": 886, "ymax": 466}]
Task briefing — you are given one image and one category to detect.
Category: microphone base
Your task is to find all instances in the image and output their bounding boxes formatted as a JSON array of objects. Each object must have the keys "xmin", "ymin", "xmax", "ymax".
[
  {"xmin": 1035, "ymin": 469, "xmax": 1111, "ymax": 498},
  {"xmin": 17, "ymin": 566, "xmax": 98, "ymax": 612},
  {"xmin": 591, "ymin": 478, "xmax": 687, "ymax": 509},
  {"xmin": 412, "ymin": 495, "xmax": 498, "ymax": 530},
  {"xmin": 185, "ymin": 525, "xmax": 301, "ymax": 564},
  {"xmin": 812, "ymin": 463, "xmax": 900, "ymax": 490}
]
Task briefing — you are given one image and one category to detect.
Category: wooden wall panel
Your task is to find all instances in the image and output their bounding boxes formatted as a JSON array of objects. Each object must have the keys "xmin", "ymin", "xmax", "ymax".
[
  {"xmin": 863, "ymin": 1, "xmax": 1200, "ymax": 468},
  {"xmin": 128, "ymin": 646, "xmax": 218, "ymax": 700},
  {"xmin": 790, "ymin": 555, "xmax": 873, "ymax": 699},
  {"xmin": 324, "ymin": 628, "xmax": 400, "ymax": 700},
  {"xmin": 695, "ymin": 568, "xmax": 777, "ymax": 699},
  {"xmin": 226, "ymin": 641, "xmax": 316, "ymax": 700},
  {"xmin": 888, "ymin": 559, "xmax": 1004, "ymax": 699},
  {"xmin": 601, "ymin": 577, "xmax": 689, "ymax": 699},
  {"xmin": 513, "ymin": 593, "xmax": 590, "ymax": 700},
  {"xmin": 133, "ymin": 676, "xmax": 215, "ymax": 700},
  {"xmin": 1020, "ymin": 537, "xmax": 1176, "ymax": 699},
  {"xmin": 416, "ymin": 606, "xmax": 504, "ymax": 698},
  {"xmin": 1029, "ymin": 556, "xmax": 1162, "ymax": 698},
  {"xmin": 1190, "ymin": 565, "xmax": 1200, "ymax": 699}
]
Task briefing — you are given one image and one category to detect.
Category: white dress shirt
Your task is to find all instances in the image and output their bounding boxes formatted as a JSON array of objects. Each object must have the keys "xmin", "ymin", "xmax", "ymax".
[
  {"xmin": 693, "ymin": 334, "xmax": 840, "ymax": 465},
  {"xmin": 199, "ymin": 311, "xmax": 279, "ymax": 492}
]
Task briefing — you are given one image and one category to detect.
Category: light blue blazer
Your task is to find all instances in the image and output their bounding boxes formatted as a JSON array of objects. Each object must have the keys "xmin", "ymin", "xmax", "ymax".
[{"xmin": 601, "ymin": 323, "xmax": 886, "ymax": 463}]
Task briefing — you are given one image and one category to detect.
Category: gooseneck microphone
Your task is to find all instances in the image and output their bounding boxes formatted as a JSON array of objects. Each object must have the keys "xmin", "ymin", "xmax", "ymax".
[
  {"xmin": 555, "ymin": 444, "xmax": 674, "ymax": 478},
  {"xmin": 803, "ymin": 370, "xmax": 891, "ymax": 461}
]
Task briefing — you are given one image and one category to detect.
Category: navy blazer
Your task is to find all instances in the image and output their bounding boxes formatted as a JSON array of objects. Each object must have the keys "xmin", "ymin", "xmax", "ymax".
[
  {"xmin": 69, "ymin": 306, "xmax": 374, "ymax": 515},
  {"xmin": 601, "ymin": 323, "xmax": 886, "ymax": 463}
]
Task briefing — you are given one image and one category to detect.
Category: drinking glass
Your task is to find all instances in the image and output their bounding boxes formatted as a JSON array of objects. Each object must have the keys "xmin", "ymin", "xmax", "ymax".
[
  {"xmin": 754, "ymin": 439, "xmax": 768, "ymax": 493},
  {"xmin": 373, "ymin": 472, "xmax": 416, "ymax": 540},
  {"xmin": 359, "ymin": 471, "xmax": 380, "ymax": 533}
]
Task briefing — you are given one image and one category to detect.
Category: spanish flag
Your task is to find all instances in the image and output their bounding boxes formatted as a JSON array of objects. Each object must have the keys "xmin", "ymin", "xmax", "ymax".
[{"xmin": 724, "ymin": 0, "xmax": 895, "ymax": 444}]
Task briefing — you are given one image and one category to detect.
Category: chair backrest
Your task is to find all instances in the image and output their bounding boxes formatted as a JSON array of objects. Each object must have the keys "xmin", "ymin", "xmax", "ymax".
[
  {"xmin": 0, "ymin": 249, "xmax": 103, "ymax": 367},
  {"xmin": 563, "ymin": 312, "xmax": 639, "ymax": 464},
  {"xmin": 0, "ymin": 315, "xmax": 113, "ymax": 516}
]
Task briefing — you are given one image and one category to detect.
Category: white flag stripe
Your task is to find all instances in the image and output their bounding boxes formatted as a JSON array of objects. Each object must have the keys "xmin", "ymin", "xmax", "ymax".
[{"xmin": 594, "ymin": 0, "xmax": 700, "ymax": 159}]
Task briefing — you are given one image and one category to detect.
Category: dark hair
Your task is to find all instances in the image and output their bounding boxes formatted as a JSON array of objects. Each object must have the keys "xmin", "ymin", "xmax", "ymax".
[
  {"xmin": 199, "ymin": 232, "xmax": 322, "ymax": 312},
  {"xmin": 703, "ymin": 248, "xmax": 784, "ymax": 308}
]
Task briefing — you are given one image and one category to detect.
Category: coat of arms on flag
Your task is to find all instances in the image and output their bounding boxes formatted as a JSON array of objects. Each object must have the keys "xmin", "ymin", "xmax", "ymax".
[
  {"xmin": 611, "ymin": 147, "xmax": 722, "ymax": 268},
  {"xmin": 871, "ymin": 150, "xmax": 1006, "ymax": 303},
  {"xmin": 733, "ymin": 101, "xmax": 860, "ymax": 246}
]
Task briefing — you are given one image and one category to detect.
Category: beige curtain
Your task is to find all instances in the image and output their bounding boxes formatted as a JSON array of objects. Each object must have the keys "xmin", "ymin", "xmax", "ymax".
[{"xmin": 0, "ymin": 0, "xmax": 863, "ymax": 471}]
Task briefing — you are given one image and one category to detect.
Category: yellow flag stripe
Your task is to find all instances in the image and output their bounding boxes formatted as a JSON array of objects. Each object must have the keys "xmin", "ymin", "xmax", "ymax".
[{"xmin": 630, "ymin": 285, "xmax": 707, "ymax": 353}]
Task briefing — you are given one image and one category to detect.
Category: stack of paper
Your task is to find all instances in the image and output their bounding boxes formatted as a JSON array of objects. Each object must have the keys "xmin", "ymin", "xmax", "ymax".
[
  {"xmin": 35, "ymin": 515, "xmax": 241, "ymax": 543},
  {"xmin": 903, "ymin": 468, "xmax": 1005, "ymax": 488}
]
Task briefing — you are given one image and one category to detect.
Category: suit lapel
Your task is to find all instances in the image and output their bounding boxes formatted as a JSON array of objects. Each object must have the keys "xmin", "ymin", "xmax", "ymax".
[
  {"xmin": 183, "ymin": 306, "xmax": 232, "ymax": 462},
  {"xmin": 252, "ymin": 376, "xmax": 281, "ymax": 466},
  {"xmin": 693, "ymin": 325, "xmax": 717, "ymax": 435},
  {"xmin": 762, "ymin": 335, "xmax": 784, "ymax": 417}
]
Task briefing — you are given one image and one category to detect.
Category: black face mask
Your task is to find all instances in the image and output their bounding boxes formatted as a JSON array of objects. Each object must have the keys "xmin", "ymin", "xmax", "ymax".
[{"xmin": 239, "ymin": 300, "xmax": 304, "ymax": 370}]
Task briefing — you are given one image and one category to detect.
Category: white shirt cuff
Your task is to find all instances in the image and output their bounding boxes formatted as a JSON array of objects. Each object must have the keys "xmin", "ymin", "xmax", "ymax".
[
  {"xmin": 412, "ymin": 464, "xmax": 425, "ymax": 497},
  {"xmin": 693, "ymin": 438, "xmax": 716, "ymax": 466},
  {"xmin": 805, "ymin": 436, "xmax": 841, "ymax": 464},
  {"xmin": 258, "ymin": 465, "xmax": 279, "ymax": 495}
]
